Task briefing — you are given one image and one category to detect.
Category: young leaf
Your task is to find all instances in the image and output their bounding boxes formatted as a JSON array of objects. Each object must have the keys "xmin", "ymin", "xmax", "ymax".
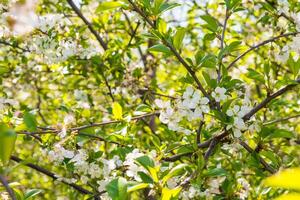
[
  {"xmin": 148, "ymin": 44, "xmax": 172, "ymax": 55},
  {"xmin": 137, "ymin": 171, "xmax": 154, "ymax": 184},
  {"xmin": 246, "ymin": 69, "xmax": 265, "ymax": 84},
  {"xmin": 264, "ymin": 168, "xmax": 300, "ymax": 190},
  {"xmin": 135, "ymin": 155, "xmax": 155, "ymax": 170},
  {"xmin": 24, "ymin": 189, "xmax": 43, "ymax": 199},
  {"xmin": 106, "ymin": 178, "xmax": 128, "ymax": 200},
  {"xmin": 97, "ymin": 1, "xmax": 123, "ymax": 11},
  {"xmin": 157, "ymin": 19, "xmax": 167, "ymax": 34},
  {"xmin": 173, "ymin": 27, "xmax": 186, "ymax": 50},
  {"xmin": 162, "ymin": 164, "xmax": 188, "ymax": 184},
  {"xmin": 23, "ymin": 112, "xmax": 37, "ymax": 132},
  {"xmin": 112, "ymin": 102, "xmax": 123, "ymax": 120},
  {"xmin": 200, "ymin": 54, "xmax": 217, "ymax": 69},
  {"xmin": 200, "ymin": 15, "xmax": 219, "ymax": 32},
  {"xmin": 127, "ymin": 183, "xmax": 149, "ymax": 193},
  {"xmin": 0, "ymin": 123, "xmax": 17, "ymax": 165},
  {"xmin": 161, "ymin": 187, "xmax": 181, "ymax": 200}
]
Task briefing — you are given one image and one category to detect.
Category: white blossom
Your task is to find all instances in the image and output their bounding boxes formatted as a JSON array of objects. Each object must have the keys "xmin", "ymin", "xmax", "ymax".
[{"xmin": 212, "ymin": 87, "xmax": 227, "ymax": 102}]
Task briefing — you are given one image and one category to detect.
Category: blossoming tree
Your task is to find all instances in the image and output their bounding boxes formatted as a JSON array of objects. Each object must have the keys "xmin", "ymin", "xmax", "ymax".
[{"xmin": 0, "ymin": 0, "xmax": 300, "ymax": 199}]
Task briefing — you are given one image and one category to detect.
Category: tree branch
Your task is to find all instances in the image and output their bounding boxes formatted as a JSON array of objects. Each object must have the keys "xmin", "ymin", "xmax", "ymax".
[
  {"xmin": 66, "ymin": 0, "xmax": 108, "ymax": 50},
  {"xmin": 0, "ymin": 175, "xmax": 17, "ymax": 200},
  {"xmin": 227, "ymin": 32, "xmax": 300, "ymax": 69},
  {"xmin": 0, "ymin": 40, "xmax": 30, "ymax": 52},
  {"xmin": 10, "ymin": 156, "xmax": 95, "ymax": 195},
  {"xmin": 164, "ymin": 78, "xmax": 300, "ymax": 162},
  {"xmin": 263, "ymin": 113, "xmax": 300, "ymax": 125},
  {"xmin": 18, "ymin": 112, "xmax": 159, "ymax": 135},
  {"xmin": 238, "ymin": 140, "xmax": 277, "ymax": 174},
  {"xmin": 71, "ymin": 112, "xmax": 159, "ymax": 131},
  {"xmin": 218, "ymin": 9, "xmax": 230, "ymax": 82},
  {"xmin": 127, "ymin": 0, "xmax": 212, "ymax": 102},
  {"xmin": 243, "ymin": 78, "xmax": 300, "ymax": 121}
]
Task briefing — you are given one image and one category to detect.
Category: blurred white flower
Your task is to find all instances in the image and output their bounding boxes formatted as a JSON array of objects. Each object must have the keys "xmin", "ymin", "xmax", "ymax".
[{"xmin": 212, "ymin": 87, "xmax": 227, "ymax": 102}]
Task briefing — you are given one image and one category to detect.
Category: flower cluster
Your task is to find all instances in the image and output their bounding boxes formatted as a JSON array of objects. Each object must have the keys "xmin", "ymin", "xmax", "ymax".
[
  {"xmin": 226, "ymin": 101, "xmax": 260, "ymax": 138},
  {"xmin": 46, "ymin": 146, "xmax": 157, "ymax": 195},
  {"xmin": 276, "ymin": 36, "xmax": 300, "ymax": 63},
  {"xmin": 155, "ymin": 86, "xmax": 210, "ymax": 134}
]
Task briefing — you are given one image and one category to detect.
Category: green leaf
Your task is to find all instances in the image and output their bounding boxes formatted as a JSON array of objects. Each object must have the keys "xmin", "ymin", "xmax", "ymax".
[
  {"xmin": 246, "ymin": 68, "xmax": 265, "ymax": 83},
  {"xmin": 106, "ymin": 178, "xmax": 128, "ymax": 200},
  {"xmin": 157, "ymin": 3, "xmax": 180, "ymax": 15},
  {"xmin": 97, "ymin": 1, "xmax": 123, "ymax": 11},
  {"xmin": 205, "ymin": 168, "xmax": 228, "ymax": 177},
  {"xmin": 200, "ymin": 54, "xmax": 217, "ymax": 69},
  {"xmin": 23, "ymin": 112, "xmax": 37, "ymax": 132},
  {"xmin": 0, "ymin": 123, "xmax": 17, "ymax": 165},
  {"xmin": 148, "ymin": 44, "xmax": 172, "ymax": 55},
  {"xmin": 135, "ymin": 155, "xmax": 155, "ymax": 170},
  {"xmin": 173, "ymin": 27, "xmax": 186, "ymax": 50},
  {"xmin": 112, "ymin": 102, "xmax": 123, "ymax": 120},
  {"xmin": 157, "ymin": 19, "xmax": 167, "ymax": 34},
  {"xmin": 24, "ymin": 189, "xmax": 43, "ymax": 199},
  {"xmin": 127, "ymin": 183, "xmax": 149, "ymax": 193},
  {"xmin": 162, "ymin": 164, "xmax": 188, "ymax": 184},
  {"xmin": 287, "ymin": 56, "xmax": 300, "ymax": 78},
  {"xmin": 138, "ymin": 171, "xmax": 154, "ymax": 184},
  {"xmin": 225, "ymin": 0, "xmax": 242, "ymax": 10},
  {"xmin": 219, "ymin": 41, "xmax": 242, "ymax": 59},
  {"xmin": 200, "ymin": 15, "xmax": 219, "ymax": 32},
  {"xmin": 267, "ymin": 129, "xmax": 294, "ymax": 139},
  {"xmin": 0, "ymin": 65, "xmax": 9, "ymax": 75},
  {"xmin": 202, "ymin": 71, "xmax": 217, "ymax": 88},
  {"xmin": 134, "ymin": 104, "xmax": 152, "ymax": 115},
  {"xmin": 260, "ymin": 151, "xmax": 280, "ymax": 168}
]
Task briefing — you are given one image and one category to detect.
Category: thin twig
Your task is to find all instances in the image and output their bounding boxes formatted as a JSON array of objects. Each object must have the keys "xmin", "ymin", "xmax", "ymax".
[
  {"xmin": 238, "ymin": 140, "xmax": 276, "ymax": 174},
  {"xmin": 218, "ymin": 9, "xmax": 230, "ymax": 82},
  {"xmin": 66, "ymin": 0, "xmax": 107, "ymax": 50},
  {"xmin": 0, "ymin": 40, "xmax": 30, "ymax": 52},
  {"xmin": 18, "ymin": 112, "xmax": 159, "ymax": 135},
  {"xmin": 70, "ymin": 112, "xmax": 159, "ymax": 131},
  {"xmin": 243, "ymin": 78, "xmax": 300, "ymax": 121},
  {"xmin": 127, "ymin": 0, "xmax": 212, "ymax": 103},
  {"xmin": 10, "ymin": 156, "xmax": 96, "ymax": 195},
  {"xmin": 164, "ymin": 78, "xmax": 300, "ymax": 162},
  {"xmin": 196, "ymin": 121, "xmax": 204, "ymax": 144},
  {"xmin": 0, "ymin": 175, "xmax": 17, "ymax": 200},
  {"xmin": 227, "ymin": 32, "xmax": 300, "ymax": 69},
  {"xmin": 263, "ymin": 114, "xmax": 300, "ymax": 125}
]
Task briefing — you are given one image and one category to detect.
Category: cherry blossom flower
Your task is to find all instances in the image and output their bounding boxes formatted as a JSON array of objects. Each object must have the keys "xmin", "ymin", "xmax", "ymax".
[{"xmin": 212, "ymin": 87, "xmax": 227, "ymax": 102}]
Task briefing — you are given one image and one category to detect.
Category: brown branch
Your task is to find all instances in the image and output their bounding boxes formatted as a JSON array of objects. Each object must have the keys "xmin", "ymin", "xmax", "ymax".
[
  {"xmin": 196, "ymin": 121, "xmax": 204, "ymax": 144},
  {"xmin": 0, "ymin": 175, "xmax": 17, "ymax": 200},
  {"xmin": 227, "ymin": 32, "xmax": 300, "ymax": 70},
  {"xmin": 243, "ymin": 78, "xmax": 300, "ymax": 121},
  {"xmin": 238, "ymin": 140, "xmax": 276, "ymax": 174},
  {"xmin": 0, "ymin": 40, "xmax": 30, "ymax": 52},
  {"xmin": 127, "ymin": 0, "xmax": 212, "ymax": 103},
  {"xmin": 138, "ymin": 88, "xmax": 178, "ymax": 99},
  {"xmin": 204, "ymin": 138, "xmax": 218, "ymax": 161},
  {"xmin": 66, "ymin": 0, "xmax": 107, "ymax": 50},
  {"xmin": 70, "ymin": 112, "xmax": 159, "ymax": 131},
  {"xmin": 123, "ymin": 11, "xmax": 147, "ymax": 68},
  {"xmin": 164, "ymin": 78, "xmax": 299, "ymax": 162},
  {"xmin": 10, "ymin": 156, "xmax": 96, "ymax": 195},
  {"xmin": 127, "ymin": 21, "xmax": 140, "ymax": 48},
  {"xmin": 218, "ymin": 9, "xmax": 230, "ymax": 82},
  {"xmin": 18, "ymin": 112, "xmax": 159, "ymax": 135},
  {"xmin": 263, "ymin": 113, "xmax": 300, "ymax": 125}
]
